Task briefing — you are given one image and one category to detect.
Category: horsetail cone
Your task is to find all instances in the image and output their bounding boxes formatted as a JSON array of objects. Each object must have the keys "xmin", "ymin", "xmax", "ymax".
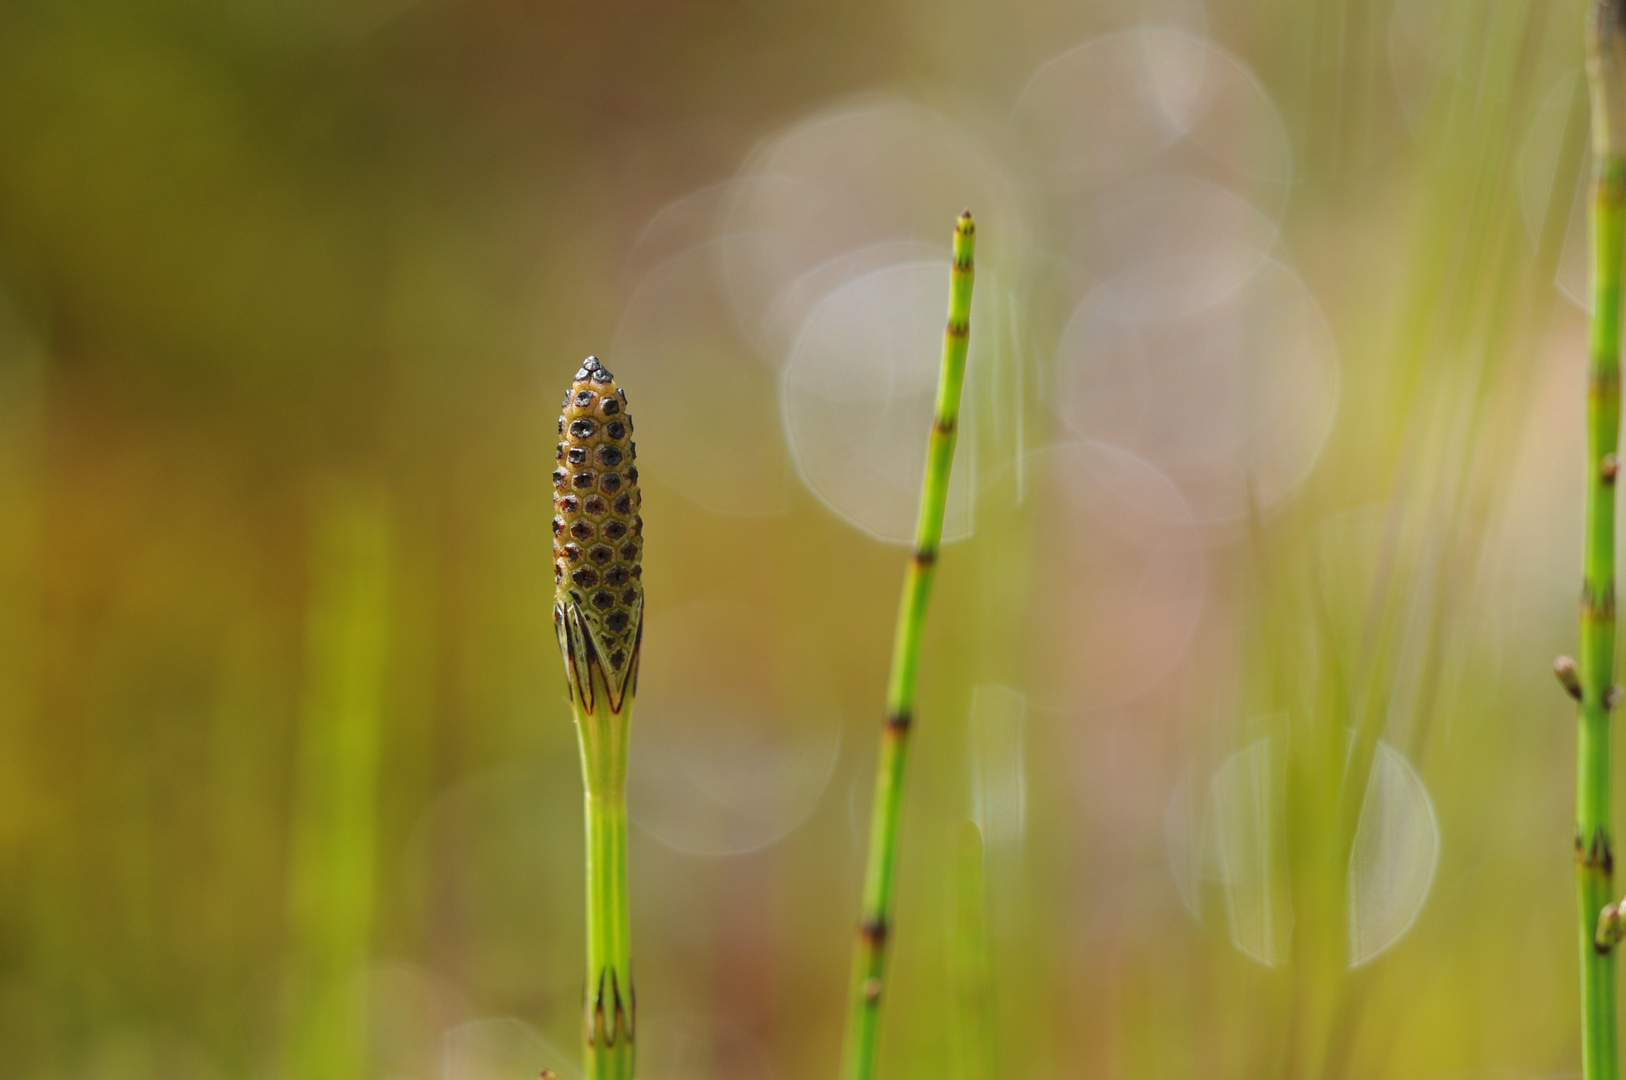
[
  {"xmin": 551, "ymin": 354, "xmax": 641, "ymax": 1080},
  {"xmin": 553, "ymin": 355, "xmax": 644, "ymax": 713}
]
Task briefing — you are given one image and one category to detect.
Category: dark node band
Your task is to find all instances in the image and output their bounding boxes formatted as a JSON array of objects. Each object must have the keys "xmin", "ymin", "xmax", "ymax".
[
  {"xmin": 1583, "ymin": 579, "xmax": 1618, "ymax": 620},
  {"xmin": 1579, "ymin": 826, "xmax": 1617, "ymax": 873}
]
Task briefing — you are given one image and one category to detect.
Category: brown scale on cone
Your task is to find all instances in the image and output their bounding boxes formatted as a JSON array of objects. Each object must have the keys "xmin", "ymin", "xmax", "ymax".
[{"xmin": 553, "ymin": 356, "xmax": 643, "ymax": 708}]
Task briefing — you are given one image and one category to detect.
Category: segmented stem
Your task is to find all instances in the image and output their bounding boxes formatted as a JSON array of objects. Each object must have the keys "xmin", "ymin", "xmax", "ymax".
[
  {"xmin": 1582, "ymin": 156, "xmax": 1624, "ymax": 1080},
  {"xmin": 841, "ymin": 210, "xmax": 976, "ymax": 1080},
  {"xmin": 567, "ymin": 609, "xmax": 637, "ymax": 1080},
  {"xmin": 580, "ymin": 697, "xmax": 634, "ymax": 1080},
  {"xmin": 1581, "ymin": 7, "xmax": 1626, "ymax": 1078}
]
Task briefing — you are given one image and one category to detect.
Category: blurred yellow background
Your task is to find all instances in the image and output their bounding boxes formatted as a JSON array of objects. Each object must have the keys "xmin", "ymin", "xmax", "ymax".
[{"xmin": 0, "ymin": 0, "xmax": 1606, "ymax": 1077}]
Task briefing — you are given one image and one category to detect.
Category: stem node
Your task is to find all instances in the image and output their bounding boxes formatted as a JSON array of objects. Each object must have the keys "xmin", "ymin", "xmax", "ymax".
[{"xmin": 1580, "ymin": 826, "xmax": 1617, "ymax": 873}]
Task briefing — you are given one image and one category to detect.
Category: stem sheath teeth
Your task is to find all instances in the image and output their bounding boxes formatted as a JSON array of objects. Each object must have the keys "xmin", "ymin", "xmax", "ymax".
[{"xmin": 1581, "ymin": 826, "xmax": 1617, "ymax": 873}]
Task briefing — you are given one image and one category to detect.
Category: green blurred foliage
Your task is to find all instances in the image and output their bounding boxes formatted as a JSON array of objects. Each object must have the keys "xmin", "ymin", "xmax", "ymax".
[{"xmin": 0, "ymin": 0, "xmax": 1612, "ymax": 1078}]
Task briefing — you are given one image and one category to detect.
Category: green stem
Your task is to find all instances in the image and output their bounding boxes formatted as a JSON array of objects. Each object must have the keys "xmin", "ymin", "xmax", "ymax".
[
  {"xmin": 573, "ymin": 674, "xmax": 635, "ymax": 1080},
  {"xmin": 841, "ymin": 210, "xmax": 976, "ymax": 1080},
  {"xmin": 1582, "ymin": 148, "xmax": 1624, "ymax": 1080},
  {"xmin": 584, "ymin": 791, "xmax": 633, "ymax": 1080},
  {"xmin": 1581, "ymin": 7, "xmax": 1626, "ymax": 1075}
]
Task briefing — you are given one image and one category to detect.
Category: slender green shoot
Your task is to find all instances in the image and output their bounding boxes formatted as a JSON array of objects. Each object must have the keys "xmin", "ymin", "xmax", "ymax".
[
  {"xmin": 841, "ymin": 210, "xmax": 976, "ymax": 1080},
  {"xmin": 1572, "ymin": 8, "xmax": 1626, "ymax": 1080},
  {"xmin": 552, "ymin": 356, "xmax": 645, "ymax": 1080}
]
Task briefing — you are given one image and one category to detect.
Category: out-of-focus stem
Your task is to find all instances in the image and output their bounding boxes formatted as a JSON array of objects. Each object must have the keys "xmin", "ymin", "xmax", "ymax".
[
  {"xmin": 283, "ymin": 485, "xmax": 392, "ymax": 1080},
  {"xmin": 950, "ymin": 821, "xmax": 996, "ymax": 1080},
  {"xmin": 840, "ymin": 210, "xmax": 975, "ymax": 1080},
  {"xmin": 1579, "ymin": 7, "xmax": 1626, "ymax": 1080}
]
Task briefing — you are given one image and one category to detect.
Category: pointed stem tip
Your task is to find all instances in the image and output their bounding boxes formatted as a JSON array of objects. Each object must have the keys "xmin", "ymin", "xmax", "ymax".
[{"xmin": 952, "ymin": 212, "xmax": 976, "ymax": 270}]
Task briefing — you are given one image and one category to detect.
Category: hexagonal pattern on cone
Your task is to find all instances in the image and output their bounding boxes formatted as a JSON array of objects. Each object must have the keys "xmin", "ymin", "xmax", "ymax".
[{"xmin": 552, "ymin": 356, "xmax": 644, "ymax": 712}]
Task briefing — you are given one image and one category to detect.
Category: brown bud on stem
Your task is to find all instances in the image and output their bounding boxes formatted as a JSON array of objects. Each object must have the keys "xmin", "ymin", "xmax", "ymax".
[
  {"xmin": 1559, "ymin": 655, "xmax": 1585, "ymax": 701},
  {"xmin": 1601, "ymin": 899, "xmax": 1626, "ymax": 951}
]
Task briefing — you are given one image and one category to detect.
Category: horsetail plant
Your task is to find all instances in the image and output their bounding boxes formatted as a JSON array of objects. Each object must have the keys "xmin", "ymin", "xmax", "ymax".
[
  {"xmin": 1561, "ymin": 7, "xmax": 1626, "ymax": 1080},
  {"xmin": 841, "ymin": 210, "xmax": 976, "ymax": 1080},
  {"xmin": 552, "ymin": 356, "xmax": 644, "ymax": 1080}
]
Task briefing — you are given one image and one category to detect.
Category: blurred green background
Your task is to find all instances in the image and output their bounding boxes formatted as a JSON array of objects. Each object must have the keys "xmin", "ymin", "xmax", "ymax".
[{"xmin": 0, "ymin": 0, "xmax": 1609, "ymax": 1077}]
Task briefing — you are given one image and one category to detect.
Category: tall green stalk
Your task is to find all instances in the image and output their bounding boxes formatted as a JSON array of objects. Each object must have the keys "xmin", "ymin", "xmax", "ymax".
[
  {"xmin": 553, "ymin": 356, "xmax": 644, "ymax": 1080},
  {"xmin": 841, "ymin": 210, "xmax": 976, "ymax": 1080},
  {"xmin": 1577, "ymin": 7, "xmax": 1626, "ymax": 1080}
]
